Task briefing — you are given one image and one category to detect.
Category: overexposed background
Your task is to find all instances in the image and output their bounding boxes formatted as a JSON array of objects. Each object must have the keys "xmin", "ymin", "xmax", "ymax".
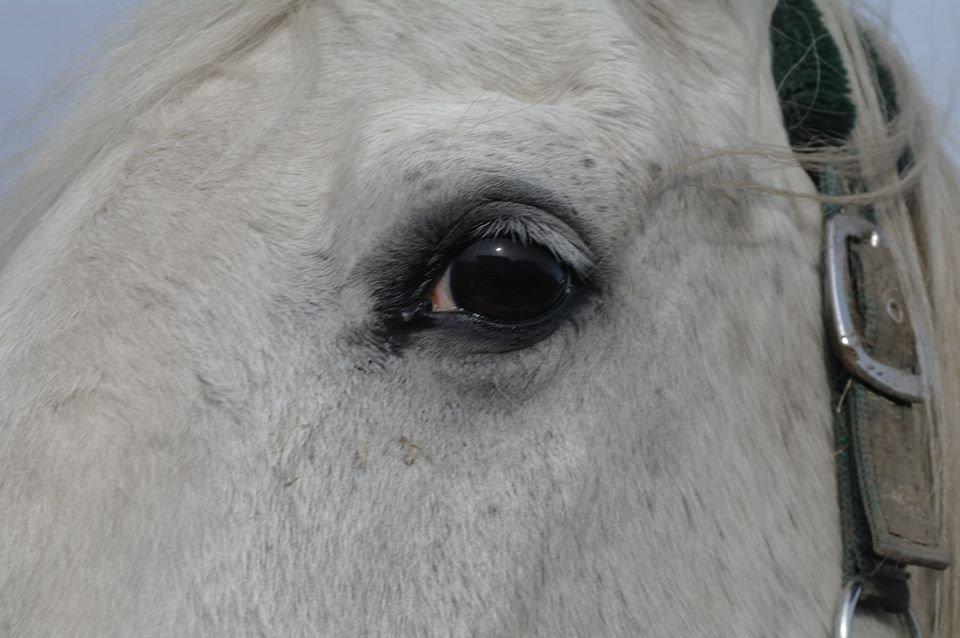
[
  {"xmin": 862, "ymin": 0, "xmax": 959, "ymax": 150},
  {"xmin": 0, "ymin": 0, "xmax": 957, "ymax": 190}
]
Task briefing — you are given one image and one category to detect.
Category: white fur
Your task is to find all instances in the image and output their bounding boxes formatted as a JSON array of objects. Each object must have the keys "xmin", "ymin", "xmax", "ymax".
[{"xmin": 0, "ymin": 1, "xmax": 956, "ymax": 636}]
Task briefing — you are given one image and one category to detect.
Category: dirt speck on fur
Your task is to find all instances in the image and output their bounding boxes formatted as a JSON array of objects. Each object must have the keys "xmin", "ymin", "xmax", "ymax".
[
  {"xmin": 398, "ymin": 435, "xmax": 429, "ymax": 465},
  {"xmin": 355, "ymin": 441, "xmax": 369, "ymax": 469}
]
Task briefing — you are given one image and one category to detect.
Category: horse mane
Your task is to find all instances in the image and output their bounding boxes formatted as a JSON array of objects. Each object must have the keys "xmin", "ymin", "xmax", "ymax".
[
  {"xmin": 1, "ymin": 0, "xmax": 957, "ymax": 632},
  {"xmin": 0, "ymin": 0, "xmax": 306, "ymax": 268}
]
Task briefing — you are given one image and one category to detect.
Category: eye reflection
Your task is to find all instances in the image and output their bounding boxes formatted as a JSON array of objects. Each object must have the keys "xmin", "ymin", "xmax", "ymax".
[{"xmin": 427, "ymin": 237, "xmax": 568, "ymax": 322}]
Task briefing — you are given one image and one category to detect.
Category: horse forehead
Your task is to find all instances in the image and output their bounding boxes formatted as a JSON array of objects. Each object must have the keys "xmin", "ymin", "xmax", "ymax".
[
  {"xmin": 322, "ymin": 0, "xmax": 745, "ymax": 91},
  {"xmin": 335, "ymin": 0, "xmax": 639, "ymax": 38},
  {"xmin": 285, "ymin": 2, "xmax": 774, "ymax": 272},
  {"xmin": 307, "ymin": 1, "xmax": 767, "ymax": 166}
]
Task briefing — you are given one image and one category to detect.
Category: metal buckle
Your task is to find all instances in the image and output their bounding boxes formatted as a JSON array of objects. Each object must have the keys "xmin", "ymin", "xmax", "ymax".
[
  {"xmin": 825, "ymin": 213, "xmax": 924, "ymax": 403},
  {"xmin": 834, "ymin": 580, "xmax": 922, "ymax": 638}
]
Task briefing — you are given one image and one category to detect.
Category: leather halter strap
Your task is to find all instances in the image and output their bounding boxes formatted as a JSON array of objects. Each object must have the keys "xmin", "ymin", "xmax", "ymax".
[
  {"xmin": 823, "ymin": 187, "xmax": 949, "ymax": 624},
  {"xmin": 770, "ymin": 1, "xmax": 949, "ymax": 635}
]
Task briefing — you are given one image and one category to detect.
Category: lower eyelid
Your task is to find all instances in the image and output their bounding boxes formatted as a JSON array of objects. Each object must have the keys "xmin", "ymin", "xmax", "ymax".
[{"xmin": 409, "ymin": 282, "xmax": 588, "ymax": 356}]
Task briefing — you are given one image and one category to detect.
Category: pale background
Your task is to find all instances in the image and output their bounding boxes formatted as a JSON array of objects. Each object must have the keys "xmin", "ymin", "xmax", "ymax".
[{"xmin": 0, "ymin": 0, "xmax": 957, "ymax": 191}]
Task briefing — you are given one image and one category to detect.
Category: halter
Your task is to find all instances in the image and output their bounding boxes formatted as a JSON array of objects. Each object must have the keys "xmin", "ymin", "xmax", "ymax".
[{"xmin": 770, "ymin": 1, "xmax": 950, "ymax": 636}]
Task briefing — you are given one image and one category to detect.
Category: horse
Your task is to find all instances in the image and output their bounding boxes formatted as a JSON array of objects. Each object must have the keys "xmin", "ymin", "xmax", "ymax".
[{"xmin": 1, "ymin": 0, "xmax": 957, "ymax": 635}]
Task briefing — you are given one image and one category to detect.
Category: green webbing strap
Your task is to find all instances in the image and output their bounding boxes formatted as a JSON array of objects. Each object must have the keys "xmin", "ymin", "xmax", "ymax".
[
  {"xmin": 820, "ymin": 171, "xmax": 867, "ymax": 584},
  {"xmin": 770, "ymin": 0, "xmax": 856, "ymax": 152}
]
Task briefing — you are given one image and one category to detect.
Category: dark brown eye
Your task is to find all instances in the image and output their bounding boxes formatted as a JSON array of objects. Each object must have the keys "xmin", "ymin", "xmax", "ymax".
[{"xmin": 428, "ymin": 237, "xmax": 568, "ymax": 322}]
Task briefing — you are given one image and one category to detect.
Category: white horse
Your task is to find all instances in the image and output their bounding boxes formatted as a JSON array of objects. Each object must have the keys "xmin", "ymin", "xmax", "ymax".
[{"xmin": 1, "ymin": 1, "xmax": 957, "ymax": 635}]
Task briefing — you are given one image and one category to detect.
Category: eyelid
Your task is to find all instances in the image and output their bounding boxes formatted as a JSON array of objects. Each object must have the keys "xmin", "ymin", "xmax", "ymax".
[{"xmin": 458, "ymin": 204, "xmax": 596, "ymax": 282}]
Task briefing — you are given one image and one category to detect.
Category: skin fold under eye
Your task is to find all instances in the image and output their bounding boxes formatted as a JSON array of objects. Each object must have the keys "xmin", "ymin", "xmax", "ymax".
[{"xmin": 427, "ymin": 236, "xmax": 570, "ymax": 323}]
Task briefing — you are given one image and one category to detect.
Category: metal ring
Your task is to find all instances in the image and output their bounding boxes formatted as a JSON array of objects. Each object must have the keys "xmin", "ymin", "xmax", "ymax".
[{"xmin": 834, "ymin": 580, "xmax": 922, "ymax": 638}]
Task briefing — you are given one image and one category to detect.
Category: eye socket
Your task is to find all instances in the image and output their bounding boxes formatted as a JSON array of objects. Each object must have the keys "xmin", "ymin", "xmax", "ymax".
[{"xmin": 427, "ymin": 237, "xmax": 569, "ymax": 322}]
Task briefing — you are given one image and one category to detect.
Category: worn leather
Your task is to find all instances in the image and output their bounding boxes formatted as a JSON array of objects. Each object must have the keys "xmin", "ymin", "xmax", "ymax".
[{"xmin": 846, "ymin": 238, "xmax": 949, "ymax": 569}]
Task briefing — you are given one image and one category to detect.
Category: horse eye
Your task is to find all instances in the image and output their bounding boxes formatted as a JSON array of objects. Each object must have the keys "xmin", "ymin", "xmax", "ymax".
[{"xmin": 427, "ymin": 237, "xmax": 568, "ymax": 322}]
